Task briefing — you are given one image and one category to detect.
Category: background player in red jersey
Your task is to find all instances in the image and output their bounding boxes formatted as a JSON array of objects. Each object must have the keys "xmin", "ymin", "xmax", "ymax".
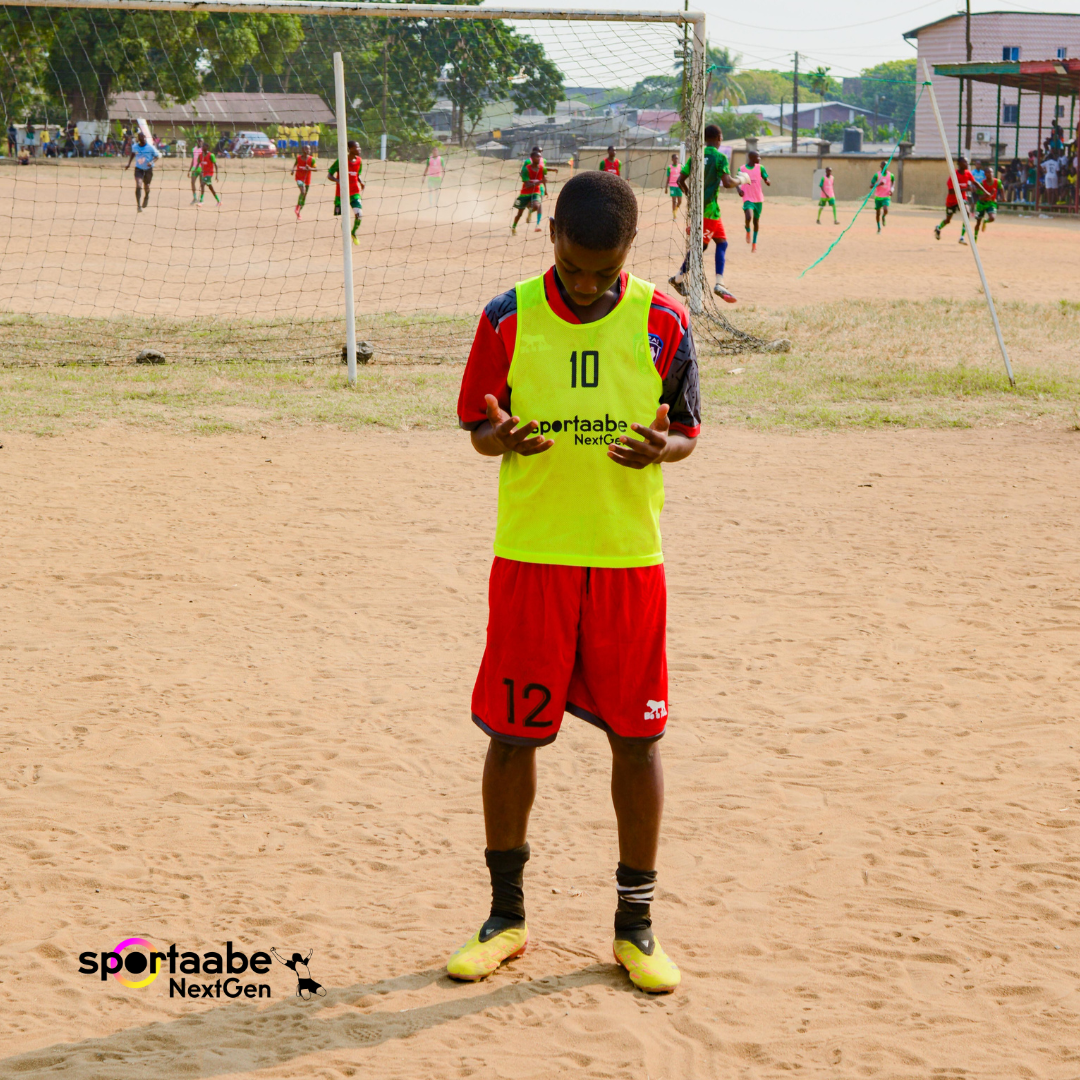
[
  {"xmin": 935, "ymin": 155, "xmax": 975, "ymax": 244},
  {"xmin": 600, "ymin": 145, "xmax": 621, "ymax": 175},
  {"xmin": 198, "ymin": 149, "xmax": 220, "ymax": 206},
  {"xmin": 293, "ymin": 147, "xmax": 317, "ymax": 220},
  {"xmin": 512, "ymin": 146, "xmax": 557, "ymax": 235}
]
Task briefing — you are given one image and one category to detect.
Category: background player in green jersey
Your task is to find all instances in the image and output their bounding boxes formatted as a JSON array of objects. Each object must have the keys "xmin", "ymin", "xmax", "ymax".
[{"xmin": 670, "ymin": 124, "xmax": 742, "ymax": 302}]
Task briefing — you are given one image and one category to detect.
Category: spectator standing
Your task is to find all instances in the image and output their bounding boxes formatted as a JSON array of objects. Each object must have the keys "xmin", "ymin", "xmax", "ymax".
[
  {"xmin": 25, "ymin": 120, "xmax": 35, "ymax": 157},
  {"xmin": 7, "ymin": 122, "xmax": 16, "ymax": 155}
]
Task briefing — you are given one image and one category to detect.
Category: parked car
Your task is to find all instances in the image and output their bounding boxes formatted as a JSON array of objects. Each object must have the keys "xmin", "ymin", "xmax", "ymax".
[{"xmin": 233, "ymin": 130, "xmax": 277, "ymax": 158}]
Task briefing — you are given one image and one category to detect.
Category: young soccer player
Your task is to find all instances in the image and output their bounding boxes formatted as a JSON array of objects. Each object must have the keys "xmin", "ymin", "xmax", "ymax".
[
  {"xmin": 870, "ymin": 159, "xmax": 894, "ymax": 233},
  {"xmin": 425, "ymin": 147, "xmax": 444, "ymax": 207},
  {"xmin": 935, "ymin": 155, "xmax": 975, "ymax": 244},
  {"xmin": 198, "ymin": 147, "xmax": 221, "ymax": 205},
  {"xmin": 670, "ymin": 123, "xmax": 741, "ymax": 303},
  {"xmin": 328, "ymin": 141, "xmax": 365, "ymax": 243},
  {"xmin": 600, "ymin": 145, "xmax": 621, "ymax": 175},
  {"xmin": 189, "ymin": 138, "xmax": 204, "ymax": 204},
  {"xmin": 816, "ymin": 166, "xmax": 838, "ymax": 224},
  {"xmin": 738, "ymin": 150, "xmax": 769, "ymax": 251},
  {"xmin": 450, "ymin": 169, "xmax": 700, "ymax": 994},
  {"xmin": 667, "ymin": 153, "xmax": 682, "ymax": 219},
  {"xmin": 124, "ymin": 131, "xmax": 161, "ymax": 212},
  {"xmin": 973, "ymin": 163, "xmax": 1001, "ymax": 240},
  {"xmin": 512, "ymin": 147, "xmax": 557, "ymax": 235},
  {"xmin": 293, "ymin": 145, "xmax": 317, "ymax": 219}
]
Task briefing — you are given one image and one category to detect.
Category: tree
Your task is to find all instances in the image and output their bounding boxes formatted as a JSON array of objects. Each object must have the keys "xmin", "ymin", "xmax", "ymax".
[
  {"xmin": 705, "ymin": 45, "xmax": 744, "ymax": 108},
  {"xmin": 847, "ymin": 59, "xmax": 917, "ymax": 127},
  {"xmin": 627, "ymin": 74, "xmax": 679, "ymax": 110}
]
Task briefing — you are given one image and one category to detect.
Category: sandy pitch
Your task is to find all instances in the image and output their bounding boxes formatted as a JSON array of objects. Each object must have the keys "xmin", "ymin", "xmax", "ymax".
[{"xmin": 2, "ymin": 425, "xmax": 1078, "ymax": 1078}]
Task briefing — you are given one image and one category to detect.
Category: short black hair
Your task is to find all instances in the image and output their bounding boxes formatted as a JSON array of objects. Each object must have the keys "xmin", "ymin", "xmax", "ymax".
[
  {"xmin": 530, "ymin": 145, "xmax": 542, "ymax": 153},
  {"xmin": 554, "ymin": 171, "xmax": 638, "ymax": 251},
  {"xmin": 704, "ymin": 123, "xmax": 721, "ymax": 140}
]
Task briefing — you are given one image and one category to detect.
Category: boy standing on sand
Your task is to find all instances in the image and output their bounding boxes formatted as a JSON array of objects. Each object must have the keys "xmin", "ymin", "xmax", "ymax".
[
  {"xmin": 738, "ymin": 149, "xmax": 769, "ymax": 251},
  {"xmin": 450, "ymin": 170, "xmax": 701, "ymax": 995},
  {"xmin": 668, "ymin": 152, "xmax": 682, "ymax": 219},
  {"xmin": 870, "ymin": 159, "xmax": 894, "ymax": 233},
  {"xmin": 816, "ymin": 166, "xmax": 838, "ymax": 224},
  {"xmin": 328, "ymin": 141, "xmax": 365, "ymax": 243}
]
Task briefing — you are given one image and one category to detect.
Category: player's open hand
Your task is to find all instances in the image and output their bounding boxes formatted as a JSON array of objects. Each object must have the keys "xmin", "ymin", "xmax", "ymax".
[
  {"xmin": 483, "ymin": 393, "xmax": 554, "ymax": 456},
  {"xmin": 608, "ymin": 404, "xmax": 670, "ymax": 469}
]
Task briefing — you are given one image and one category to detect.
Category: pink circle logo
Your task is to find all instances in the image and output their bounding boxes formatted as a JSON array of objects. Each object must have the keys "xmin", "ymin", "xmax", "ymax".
[{"xmin": 112, "ymin": 938, "xmax": 159, "ymax": 989}]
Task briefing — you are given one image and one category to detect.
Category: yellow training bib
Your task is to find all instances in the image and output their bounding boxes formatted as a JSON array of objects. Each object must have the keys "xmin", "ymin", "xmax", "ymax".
[{"xmin": 494, "ymin": 272, "xmax": 665, "ymax": 567}]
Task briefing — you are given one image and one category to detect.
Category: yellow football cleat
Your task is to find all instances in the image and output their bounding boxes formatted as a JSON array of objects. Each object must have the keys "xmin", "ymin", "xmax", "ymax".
[
  {"xmin": 613, "ymin": 935, "xmax": 681, "ymax": 993},
  {"xmin": 447, "ymin": 923, "xmax": 528, "ymax": 982}
]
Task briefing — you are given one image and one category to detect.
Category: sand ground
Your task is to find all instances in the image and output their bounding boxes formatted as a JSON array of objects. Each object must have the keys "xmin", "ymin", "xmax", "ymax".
[
  {"xmin": 2, "ymin": 157, "xmax": 1080, "ymax": 325},
  {"xmin": 2, "ymin": 424, "xmax": 1079, "ymax": 1079}
]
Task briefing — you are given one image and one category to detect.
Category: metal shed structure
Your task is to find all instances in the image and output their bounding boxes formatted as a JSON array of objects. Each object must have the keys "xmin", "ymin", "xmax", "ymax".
[
  {"xmin": 108, "ymin": 91, "xmax": 334, "ymax": 137},
  {"xmin": 933, "ymin": 58, "xmax": 1080, "ymax": 213}
]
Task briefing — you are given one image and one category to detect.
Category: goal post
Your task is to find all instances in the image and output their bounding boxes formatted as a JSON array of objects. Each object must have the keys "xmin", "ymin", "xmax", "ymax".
[{"xmin": 2, "ymin": 0, "xmax": 708, "ymax": 351}]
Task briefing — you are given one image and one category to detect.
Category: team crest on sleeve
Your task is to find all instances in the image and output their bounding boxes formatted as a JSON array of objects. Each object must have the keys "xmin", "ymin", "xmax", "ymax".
[{"xmin": 648, "ymin": 333, "xmax": 664, "ymax": 362}]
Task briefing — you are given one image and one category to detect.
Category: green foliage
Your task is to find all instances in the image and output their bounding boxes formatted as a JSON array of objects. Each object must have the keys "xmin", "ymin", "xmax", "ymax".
[
  {"xmin": 705, "ymin": 45, "xmax": 745, "ymax": 107},
  {"xmin": 672, "ymin": 107, "xmax": 767, "ymax": 141},
  {"xmin": 737, "ymin": 67, "xmax": 841, "ymax": 106},
  {"xmin": 845, "ymin": 60, "xmax": 917, "ymax": 125},
  {"xmin": 627, "ymin": 74, "xmax": 680, "ymax": 110}
]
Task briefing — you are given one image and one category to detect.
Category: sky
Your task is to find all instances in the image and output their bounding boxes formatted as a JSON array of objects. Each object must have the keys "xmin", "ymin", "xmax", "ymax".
[{"xmin": 494, "ymin": 0, "xmax": 1080, "ymax": 86}]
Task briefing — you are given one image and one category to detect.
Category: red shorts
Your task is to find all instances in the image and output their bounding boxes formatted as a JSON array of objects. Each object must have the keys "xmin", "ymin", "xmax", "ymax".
[
  {"xmin": 472, "ymin": 558, "xmax": 669, "ymax": 746},
  {"xmin": 703, "ymin": 218, "xmax": 726, "ymax": 243}
]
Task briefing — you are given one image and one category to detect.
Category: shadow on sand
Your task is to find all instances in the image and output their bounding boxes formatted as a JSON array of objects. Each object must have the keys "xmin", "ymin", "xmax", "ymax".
[{"xmin": 0, "ymin": 962, "xmax": 627, "ymax": 1078}]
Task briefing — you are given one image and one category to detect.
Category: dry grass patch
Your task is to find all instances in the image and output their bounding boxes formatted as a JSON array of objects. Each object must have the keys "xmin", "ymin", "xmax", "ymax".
[{"xmin": 1, "ymin": 300, "xmax": 1078, "ymax": 435}]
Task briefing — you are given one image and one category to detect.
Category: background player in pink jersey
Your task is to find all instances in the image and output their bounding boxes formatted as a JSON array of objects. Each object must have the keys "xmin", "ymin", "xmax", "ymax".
[
  {"xmin": 816, "ymin": 166, "xmax": 838, "ymax": 224},
  {"xmin": 737, "ymin": 150, "xmax": 769, "ymax": 252},
  {"xmin": 870, "ymin": 159, "xmax": 894, "ymax": 233},
  {"xmin": 188, "ymin": 138, "xmax": 204, "ymax": 205},
  {"xmin": 667, "ymin": 153, "xmax": 682, "ymax": 219}
]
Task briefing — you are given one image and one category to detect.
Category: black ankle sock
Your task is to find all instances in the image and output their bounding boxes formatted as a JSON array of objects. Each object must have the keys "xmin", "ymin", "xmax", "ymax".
[
  {"xmin": 614, "ymin": 862, "xmax": 657, "ymax": 955},
  {"xmin": 482, "ymin": 843, "xmax": 529, "ymax": 938}
]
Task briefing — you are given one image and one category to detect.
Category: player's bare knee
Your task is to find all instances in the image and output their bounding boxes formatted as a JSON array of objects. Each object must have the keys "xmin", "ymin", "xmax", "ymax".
[
  {"xmin": 487, "ymin": 737, "xmax": 534, "ymax": 769},
  {"xmin": 607, "ymin": 732, "xmax": 660, "ymax": 767}
]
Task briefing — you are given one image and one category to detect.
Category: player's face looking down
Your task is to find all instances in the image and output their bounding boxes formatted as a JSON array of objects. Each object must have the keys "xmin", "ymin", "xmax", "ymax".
[{"xmin": 548, "ymin": 221, "xmax": 636, "ymax": 317}]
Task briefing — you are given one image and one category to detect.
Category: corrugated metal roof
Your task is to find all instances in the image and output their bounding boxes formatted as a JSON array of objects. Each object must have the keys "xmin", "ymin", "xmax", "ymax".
[
  {"xmin": 108, "ymin": 91, "xmax": 334, "ymax": 125},
  {"xmin": 934, "ymin": 57, "xmax": 1080, "ymax": 95}
]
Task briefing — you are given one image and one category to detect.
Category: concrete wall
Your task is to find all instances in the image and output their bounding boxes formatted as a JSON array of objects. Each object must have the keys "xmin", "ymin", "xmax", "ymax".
[
  {"xmin": 912, "ymin": 12, "xmax": 1080, "ymax": 157},
  {"xmin": 577, "ymin": 144, "xmax": 954, "ymax": 206},
  {"xmin": 728, "ymin": 152, "xmax": 953, "ymax": 207}
]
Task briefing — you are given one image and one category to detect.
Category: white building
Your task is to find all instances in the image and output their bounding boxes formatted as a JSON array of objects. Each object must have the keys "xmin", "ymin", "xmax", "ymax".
[{"xmin": 904, "ymin": 10, "xmax": 1080, "ymax": 157}]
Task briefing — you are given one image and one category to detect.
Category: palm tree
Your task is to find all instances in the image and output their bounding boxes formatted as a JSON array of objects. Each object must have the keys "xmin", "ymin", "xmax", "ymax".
[
  {"xmin": 706, "ymin": 45, "xmax": 745, "ymax": 108},
  {"xmin": 807, "ymin": 65, "xmax": 832, "ymax": 136}
]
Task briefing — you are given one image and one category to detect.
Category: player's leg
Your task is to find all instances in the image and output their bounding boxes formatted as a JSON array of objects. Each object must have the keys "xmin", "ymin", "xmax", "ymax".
[
  {"xmin": 448, "ymin": 559, "xmax": 577, "ymax": 983},
  {"xmin": 533, "ymin": 198, "xmax": 543, "ymax": 233},
  {"xmin": 207, "ymin": 181, "xmax": 220, "ymax": 204},
  {"xmin": 199, "ymin": 176, "xmax": 206, "ymax": 203},
  {"xmin": 708, "ymin": 221, "xmax": 735, "ymax": 303},
  {"xmin": 882, "ymin": 198, "xmax": 888, "ymax": 227},
  {"xmin": 570, "ymin": 564, "xmax": 680, "ymax": 993},
  {"xmin": 350, "ymin": 196, "xmax": 362, "ymax": 241},
  {"xmin": 751, "ymin": 205, "xmax": 760, "ymax": 250},
  {"xmin": 190, "ymin": 167, "xmax": 198, "ymax": 203},
  {"xmin": 935, "ymin": 206, "xmax": 953, "ymax": 239},
  {"xmin": 134, "ymin": 169, "xmax": 143, "ymax": 211},
  {"xmin": 816, "ymin": 197, "xmax": 824, "ymax": 224},
  {"xmin": 743, "ymin": 203, "xmax": 752, "ymax": 243},
  {"xmin": 511, "ymin": 199, "xmax": 527, "ymax": 233}
]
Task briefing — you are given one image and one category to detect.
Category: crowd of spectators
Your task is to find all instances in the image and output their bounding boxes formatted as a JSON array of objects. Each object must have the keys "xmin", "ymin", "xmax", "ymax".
[{"xmin": 993, "ymin": 123, "xmax": 1079, "ymax": 207}]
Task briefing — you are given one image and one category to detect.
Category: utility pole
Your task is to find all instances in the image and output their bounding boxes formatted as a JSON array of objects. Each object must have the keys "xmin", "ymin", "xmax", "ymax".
[
  {"xmin": 791, "ymin": 52, "xmax": 799, "ymax": 154},
  {"xmin": 964, "ymin": 0, "xmax": 973, "ymax": 153}
]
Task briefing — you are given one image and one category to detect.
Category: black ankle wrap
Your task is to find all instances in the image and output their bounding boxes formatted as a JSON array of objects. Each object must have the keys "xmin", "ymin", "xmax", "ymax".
[
  {"xmin": 614, "ymin": 862, "xmax": 657, "ymax": 954},
  {"xmin": 485, "ymin": 843, "xmax": 530, "ymax": 925}
]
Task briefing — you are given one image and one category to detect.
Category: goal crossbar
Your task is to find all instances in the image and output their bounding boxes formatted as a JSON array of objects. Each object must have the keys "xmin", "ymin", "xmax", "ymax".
[{"xmin": 12, "ymin": 0, "xmax": 701, "ymax": 24}]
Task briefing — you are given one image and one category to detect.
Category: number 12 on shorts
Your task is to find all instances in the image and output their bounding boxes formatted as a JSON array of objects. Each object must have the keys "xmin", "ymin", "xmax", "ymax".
[
  {"xmin": 502, "ymin": 678, "xmax": 553, "ymax": 727},
  {"xmin": 569, "ymin": 351, "xmax": 599, "ymax": 389}
]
